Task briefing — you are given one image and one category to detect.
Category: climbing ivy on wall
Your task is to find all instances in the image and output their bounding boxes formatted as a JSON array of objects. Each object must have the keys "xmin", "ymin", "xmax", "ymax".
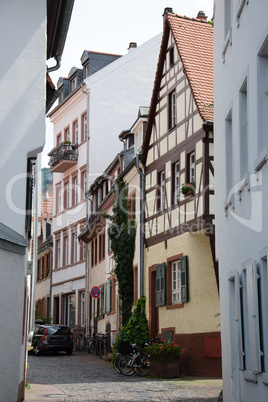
[{"xmin": 106, "ymin": 177, "xmax": 136, "ymax": 327}]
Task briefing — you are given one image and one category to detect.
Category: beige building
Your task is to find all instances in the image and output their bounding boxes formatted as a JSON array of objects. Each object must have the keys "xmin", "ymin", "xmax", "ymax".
[
  {"xmin": 79, "ymin": 108, "xmax": 148, "ymax": 346},
  {"xmin": 141, "ymin": 9, "xmax": 220, "ymax": 377}
]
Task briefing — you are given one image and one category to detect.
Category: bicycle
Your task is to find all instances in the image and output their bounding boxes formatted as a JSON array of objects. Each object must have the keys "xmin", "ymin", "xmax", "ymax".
[
  {"xmin": 114, "ymin": 342, "xmax": 137, "ymax": 375},
  {"xmin": 87, "ymin": 333, "xmax": 100, "ymax": 355},
  {"xmin": 73, "ymin": 332, "xmax": 90, "ymax": 353},
  {"xmin": 98, "ymin": 332, "xmax": 113, "ymax": 358},
  {"xmin": 117, "ymin": 338, "xmax": 162, "ymax": 376}
]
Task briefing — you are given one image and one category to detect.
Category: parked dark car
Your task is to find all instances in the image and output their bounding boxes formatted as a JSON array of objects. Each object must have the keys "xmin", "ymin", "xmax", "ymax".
[{"xmin": 31, "ymin": 325, "xmax": 73, "ymax": 355}]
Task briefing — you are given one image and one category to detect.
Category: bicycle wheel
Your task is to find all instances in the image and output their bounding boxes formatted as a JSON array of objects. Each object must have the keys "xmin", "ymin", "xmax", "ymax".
[
  {"xmin": 88, "ymin": 341, "xmax": 94, "ymax": 354},
  {"xmin": 113, "ymin": 353, "xmax": 122, "ymax": 374},
  {"xmin": 118, "ymin": 354, "xmax": 135, "ymax": 376},
  {"xmin": 133, "ymin": 352, "xmax": 151, "ymax": 376}
]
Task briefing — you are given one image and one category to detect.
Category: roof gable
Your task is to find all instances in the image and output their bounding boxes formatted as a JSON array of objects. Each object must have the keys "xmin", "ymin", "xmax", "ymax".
[
  {"xmin": 168, "ymin": 14, "xmax": 213, "ymax": 121},
  {"xmin": 142, "ymin": 11, "xmax": 213, "ymax": 164}
]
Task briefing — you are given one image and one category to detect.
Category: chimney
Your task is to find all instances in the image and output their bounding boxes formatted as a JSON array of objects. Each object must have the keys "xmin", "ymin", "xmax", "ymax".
[
  {"xmin": 196, "ymin": 11, "xmax": 207, "ymax": 21},
  {"xmin": 128, "ymin": 42, "xmax": 137, "ymax": 52},
  {"xmin": 164, "ymin": 7, "xmax": 173, "ymax": 14}
]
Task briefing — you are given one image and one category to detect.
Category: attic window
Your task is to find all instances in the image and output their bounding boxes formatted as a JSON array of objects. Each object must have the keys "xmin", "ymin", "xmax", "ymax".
[
  {"xmin": 70, "ymin": 76, "xmax": 77, "ymax": 91},
  {"xmin": 84, "ymin": 63, "xmax": 90, "ymax": 79},
  {"xmin": 169, "ymin": 47, "xmax": 174, "ymax": 67}
]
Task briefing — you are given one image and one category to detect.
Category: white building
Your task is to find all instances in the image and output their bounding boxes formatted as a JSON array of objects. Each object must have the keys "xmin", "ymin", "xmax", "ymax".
[
  {"xmin": 48, "ymin": 35, "xmax": 161, "ymax": 334},
  {"xmin": 79, "ymin": 107, "xmax": 148, "ymax": 344},
  {"xmin": 214, "ymin": 0, "xmax": 268, "ymax": 400},
  {"xmin": 0, "ymin": 1, "xmax": 73, "ymax": 400}
]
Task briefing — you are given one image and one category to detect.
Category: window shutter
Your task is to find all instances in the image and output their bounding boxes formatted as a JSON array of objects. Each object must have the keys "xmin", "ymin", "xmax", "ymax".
[
  {"xmin": 180, "ymin": 256, "xmax": 189, "ymax": 303},
  {"xmin": 156, "ymin": 263, "xmax": 166, "ymax": 307},
  {"xmin": 100, "ymin": 285, "xmax": 104, "ymax": 315},
  {"xmin": 105, "ymin": 279, "xmax": 111, "ymax": 314}
]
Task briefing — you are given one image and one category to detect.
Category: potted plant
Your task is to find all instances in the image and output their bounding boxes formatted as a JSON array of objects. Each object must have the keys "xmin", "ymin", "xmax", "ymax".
[
  {"xmin": 181, "ymin": 182, "xmax": 195, "ymax": 197},
  {"xmin": 145, "ymin": 340, "xmax": 185, "ymax": 378}
]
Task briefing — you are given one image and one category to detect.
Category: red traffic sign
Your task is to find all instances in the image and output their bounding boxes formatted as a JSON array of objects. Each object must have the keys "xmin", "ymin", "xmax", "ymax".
[{"xmin": 91, "ymin": 286, "xmax": 101, "ymax": 299}]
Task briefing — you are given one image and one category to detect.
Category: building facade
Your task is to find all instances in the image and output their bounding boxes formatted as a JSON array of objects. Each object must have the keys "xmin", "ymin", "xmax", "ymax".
[
  {"xmin": 48, "ymin": 36, "xmax": 161, "ymax": 333},
  {"xmin": 0, "ymin": 1, "xmax": 73, "ymax": 399},
  {"xmin": 79, "ymin": 108, "xmax": 148, "ymax": 345},
  {"xmin": 141, "ymin": 9, "xmax": 221, "ymax": 377},
  {"xmin": 214, "ymin": 0, "xmax": 268, "ymax": 400}
]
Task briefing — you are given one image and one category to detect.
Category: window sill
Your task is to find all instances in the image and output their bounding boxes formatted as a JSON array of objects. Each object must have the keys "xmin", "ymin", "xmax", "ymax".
[
  {"xmin": 254, "ymin": 146, "xmax": 268, "ymax": 172},
  {"xmin": 236, "ymin": 0, "xmax": 249, "ymax": 27},
  {"xmin": 222, "ymin": 28, "xmax": 232, "ymax": 62},
  {"xmin": 166, "ymin": 303, "xmax": 184, "ymax": 310},
  {"xmin": 243, "ymin": 370, "xmax": 258, "ymax": 384},
  {"xmin": 262, "ymin": 372, "xmax": 268, "ymax": 385}
]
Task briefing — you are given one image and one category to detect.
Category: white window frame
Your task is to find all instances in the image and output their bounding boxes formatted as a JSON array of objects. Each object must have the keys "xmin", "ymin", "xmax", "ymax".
[
  {"xmin": 64, "ymin": 182, "xmax": 69, "ymax": 209},
  {"xmin": 56, "ymin": 184, "xmax": 61, "ymax": 214},
  {"xmin": 64, "ymin": 236, "xmax": 69, "ymax": 266},
  {"xmin": 57, "ymin": 239, "xmax": 61, "ymax": 268},
  {"xmin": 189, "ymin": 152, "xmax": 195, "ymax": 183},
  {"xmin": 73, "ymin": 177, "xmax": 78, "ymax": 205},
  {"xmin": 172, "ymin": 260, "xmax": 182, "ymax": 304},
  {"xmin": 71, "ymin": 76, "xmax": 77, "ymax": 92},
  {"xmin": 160, "ymin": 171, "xmax": 165, "ymax": 211},
  {"xmin": 81, "ymin": 292, "xmax": 85, "ymax": 326},
  {"xmin": 67, "ymin": 294, "xmax": 75, "ymax": 328},
  {"xmin": 174, "ymin": 162, "xmax": 180, "ymax": 203},
  {"xmin": 73, "ymin": 232, "xmax": 77, "ymax": 263},
  {"xmin": 83, "ymin": 114, "xmax": 87, "ymax": 141},
  {"xmin": 74, "ymin": 121, "xmax": 78, "ymax": 144}
]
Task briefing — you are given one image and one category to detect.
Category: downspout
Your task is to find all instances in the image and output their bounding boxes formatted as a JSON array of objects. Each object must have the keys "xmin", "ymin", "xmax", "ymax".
[
  {"xmin": 30, "ymin": 156, "xmax": 39, "ymax": 332},
  {"xmin": 81, "ymin": 82, "xmax": 90, "ymax": 335},
  {"xmin": 136, "ymin": 152, "xmax": 145, "ymax": 298},
  {"xmin": 47, "ymin": 244, "xmax": 53, "ymax": 319},
  {"xmin": 47, "ymin": 56, "xmax": 61, "ymax": 73}
]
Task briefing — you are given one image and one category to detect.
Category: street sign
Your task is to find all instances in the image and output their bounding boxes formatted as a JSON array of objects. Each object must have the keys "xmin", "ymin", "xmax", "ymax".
[{"xmin": 91, "ymin": 286, "xmax": 101, "ymax": 299}]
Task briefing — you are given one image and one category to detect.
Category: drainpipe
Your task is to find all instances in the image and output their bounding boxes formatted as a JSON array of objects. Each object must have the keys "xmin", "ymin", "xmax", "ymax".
[
  {"xmin": 47, "ymin": 56, "xmax": 61, "ymax": 73},
  {"xmin": 30, "ymin": 155, "xmax": 39, "ymax": 332},
  {"xmin": 135, "ymin": 152, "xmax": 145, "ymax": 298},
  {"xmin": 81, "ymin": 82, "xmax": 90, "ymax": 335}
]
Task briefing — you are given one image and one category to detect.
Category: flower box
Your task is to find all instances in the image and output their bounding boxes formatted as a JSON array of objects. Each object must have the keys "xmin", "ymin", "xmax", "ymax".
[
  {"xmin": 181, "ymin": 182, "xmax": 195, "ymax": 197},
  {"xmin": 150, "ymin": 354, "xmax": 180, "ymax": 378}
]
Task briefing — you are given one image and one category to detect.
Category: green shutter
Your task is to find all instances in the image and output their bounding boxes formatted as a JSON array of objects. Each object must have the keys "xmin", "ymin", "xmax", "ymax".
[
  {"xmin": 156, "ymin": 263, "xmax": 166, "ymax": 307},
  {"xmin": 100, "ymin": 285, "xmax": 104, "ymax": 315},
  {"xmin": 105, "ymin": 279, "xmax": 111, "ymax": 314},
  {"xmin": 180, "ymin": 256, "xmax": 189, "ymax": 303}
]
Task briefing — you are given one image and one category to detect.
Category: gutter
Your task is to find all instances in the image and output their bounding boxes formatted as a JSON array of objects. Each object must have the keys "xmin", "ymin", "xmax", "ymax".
[
  {"xmin": 135, "ymin": 152, "xmax": 145, "ymax": 297},
  {"xmin": 81, "ymin": 82, "xmax": 90, "ymax": 336}
]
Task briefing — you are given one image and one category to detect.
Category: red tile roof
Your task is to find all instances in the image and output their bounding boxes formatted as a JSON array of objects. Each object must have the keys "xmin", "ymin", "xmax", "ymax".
[
  {"xmin": 141, "ymin": 12, "xmax": 213, "ymax": 164},
  {"xmin": 167, "ymin": 13, "xmax": 213, "ymax": 122}
]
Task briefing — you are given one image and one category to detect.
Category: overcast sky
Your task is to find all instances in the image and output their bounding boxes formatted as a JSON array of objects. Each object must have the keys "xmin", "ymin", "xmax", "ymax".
[{"xmin": 43, "ymin": 0, "xmax": 214, "ymax": 167}]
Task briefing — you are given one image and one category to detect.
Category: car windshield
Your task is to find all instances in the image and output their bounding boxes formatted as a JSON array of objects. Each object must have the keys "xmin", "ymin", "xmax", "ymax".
[{"xmin": 47, "ymin": 326, "xmax": 69, "ymax": 335}]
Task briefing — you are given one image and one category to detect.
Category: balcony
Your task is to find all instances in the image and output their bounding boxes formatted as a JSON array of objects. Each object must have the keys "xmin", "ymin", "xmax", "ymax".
[{"xmin": 48, "ymin": 142, "xmax": 78, "ymax": 172}]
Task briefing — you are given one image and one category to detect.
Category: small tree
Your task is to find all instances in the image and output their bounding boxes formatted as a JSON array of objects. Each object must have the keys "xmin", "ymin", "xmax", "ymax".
[
  {"xmin": 106, "ymin": 177, "xmax": 136, "ymax": 326},
  {"xmin": 114, "ymin": 296, "xmax": 149, "ymax": 353}
]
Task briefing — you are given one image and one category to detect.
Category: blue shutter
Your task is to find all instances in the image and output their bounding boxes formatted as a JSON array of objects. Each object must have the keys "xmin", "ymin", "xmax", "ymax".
[
  {"xmin": 156, "ymin": 263, "xmax": 166, "ymax": 307},
  {"xmin": 180, "ymin": 256, "xmax": 189, "ymax": 303}
]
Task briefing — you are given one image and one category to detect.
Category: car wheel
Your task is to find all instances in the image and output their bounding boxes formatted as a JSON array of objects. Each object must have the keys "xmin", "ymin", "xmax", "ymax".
[{"xmin": 66, "ymin": 350, "xmax": 73, "ymax": 355}]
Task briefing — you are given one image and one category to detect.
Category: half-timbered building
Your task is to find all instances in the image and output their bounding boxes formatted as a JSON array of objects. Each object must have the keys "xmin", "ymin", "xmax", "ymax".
[{"xmin": 141, "ymin": 9, "xmax": 221, "ymax": 377}]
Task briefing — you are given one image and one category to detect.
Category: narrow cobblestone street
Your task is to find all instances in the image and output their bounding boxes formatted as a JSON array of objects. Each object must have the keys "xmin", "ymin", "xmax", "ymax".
[{"xmin": 26, "ymin": 352, "xmax": 222, "ymax": 401}]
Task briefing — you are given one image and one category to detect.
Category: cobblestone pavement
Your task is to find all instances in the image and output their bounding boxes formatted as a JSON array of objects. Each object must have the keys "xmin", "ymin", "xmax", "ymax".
[{"xmin": 26, "ymin": 352, "xmax": 222, "ymax": 401}]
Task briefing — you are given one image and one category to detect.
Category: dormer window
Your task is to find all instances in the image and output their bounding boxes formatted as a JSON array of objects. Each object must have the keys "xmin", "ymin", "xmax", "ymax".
[
  {"xmin": 84, "ymin": 63, "xmax": 90, "ymax": 79},
  {"xmin": 128, "ymin": 134, "xmax": 134, "ymax": 148},
  {"xmin": 71, "ymin": 76, "xmax": 77, "ymax": 91},
  {"xmin": 60, "ymin": 87, "xmax": 64, "ymax": 102}
]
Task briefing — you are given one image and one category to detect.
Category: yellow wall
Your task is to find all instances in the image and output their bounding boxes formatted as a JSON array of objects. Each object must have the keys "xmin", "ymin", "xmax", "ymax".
[{"xmin": 144, "ymin": 230, "xmax": 220, "ymax": 334}]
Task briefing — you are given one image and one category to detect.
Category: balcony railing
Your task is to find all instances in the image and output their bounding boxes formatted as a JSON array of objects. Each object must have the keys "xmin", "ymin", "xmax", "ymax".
[{"xmin": 48, "ymin": 142, "xmax": 78, "ymax": 172}]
